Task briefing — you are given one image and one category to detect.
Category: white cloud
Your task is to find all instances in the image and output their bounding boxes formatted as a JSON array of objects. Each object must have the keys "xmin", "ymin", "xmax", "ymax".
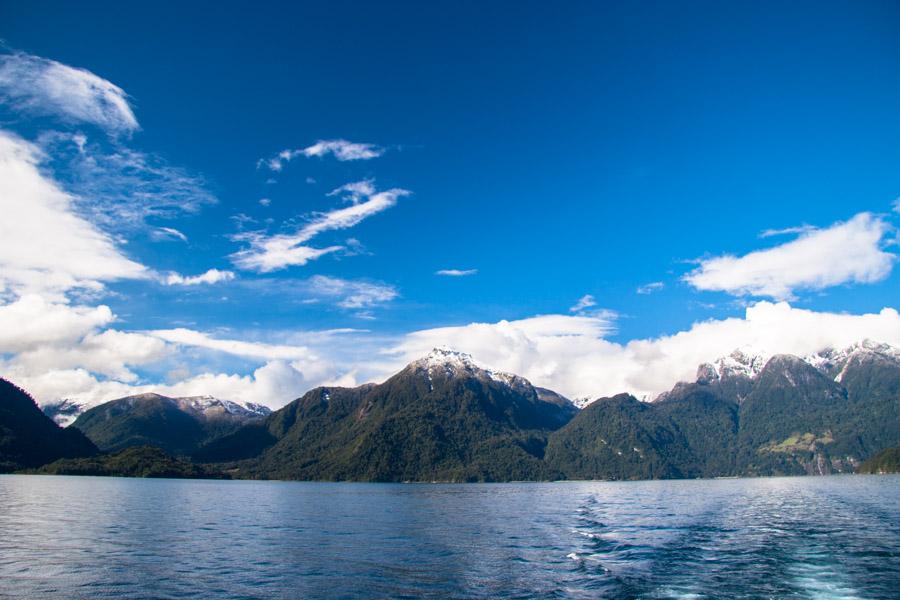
[
  {"xmin": 0, "ymin": 295, "xmax": 168, "ymax": 383},
  {"xmin": 436, "ymin": 269, "xmax": 478, "ymax": 277},
  {"xmin": 569, "ymin": 294, "xmax": 597, "ymax": 312},
  {"xmin": 759, "ymin": 224, "xmax": 816, "ymax": 238},
  {"xmin": 387, "ymin": 301, "xmax": 900, "ymax": 401},
  {"xmin": 39, "ymin": 133, "xmax": 217, "ymax": 230},
  {"xmin": 150, "ymin": 226, "xmax": 188, "ymax": 242},
  {"xmin": 0, "ymin": 51, "xmax": 138, "ymax": 133},
  {"xmin": 230, "ymin": 239, "xmax": 344, "ymax": 272},
  {"xmin": 10, "ymin": 298, "xmax": 900, "ymax": 412},
  {"xmin": 231, "ymin": 184, "xmax": 410, "ymax": 272},
  {"xmin": 259, "ymin": 198, "xmax": 271, "ymax": 207},
  {"xmin": 147, "ymin": 328, "xmax": 313, "ymax": 361},
  {"xmin": 894, "ymin": 197, "xmax": 900, "ymax": 213},
  {"xmin": 259, "ymin": 139, "xmax": 384, "ymax": 171},
  {"xmin": 296, "ymin": 187, "xmax": 409, "ymax": 242},
  {"xmin": 0, "ymin": 130, "xmax": 147, "ymax": 298},
  {"xmin": 636, "ymin": 282, "xmax": 664, "ymax": 295},
  {"xmin": 328, "ymin": 179, "xmax": 376, "ymax": 204},
  {"xmin": 306, "ymin": 275, "xmax": 399, "ymax": 309},
  {"xmin": 684, "ymin": 213, "xmax": 895, "ymax": 300},
  {"xmin": 0, "ymin": 295, "xmax": 113, "ymax": 351},
  {"xmin": 9, "ymin": 329, "xmax": 169, "ymax": 382},
  {"xmin": 163, "ymin": 269, "xmax": 235, "ymax": 286}
]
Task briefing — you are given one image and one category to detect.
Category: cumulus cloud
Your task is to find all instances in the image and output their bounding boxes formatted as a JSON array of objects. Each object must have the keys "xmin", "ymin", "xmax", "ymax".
[
  {"xmin": 10, "ymin": 298, "xmax": 900, "ymax": 412},
  {"xmin": 435, "ymin": 269, "xmax": 478, "ymax": 277},
  {"xmin": 684, "ymin": 213, "xmax": 895, "ymax": 300},
  {"xmin": 636, "ymin": 282, "xmax": 664, "ymax": 295},
  {"xmin": 387, "ymin": 301, "xmax": 900, "ymax": 401},
  {"xmin": 0, "ymin": 51, "xmax": 138, "ymax": 133},
  {"xmin": 259, "ymin": 139, "xmax": 384, "ymax": 171},
  {"xmin": 0, "ymin": 299, "xmax": 371, "ymax": 409},
  {"xmin": 0, "ymin": 130, "xmax": 147, "ymax": 298},
  {"xmin": 0, "ymin": 295, "xmax": 168, "ymax": 383},
  {"xmin": 230, "ymin": 184, "xmax": 410, "ymax": 272},
  {"xmin": 162, "ymin": 269, "xmax": 235, "ymax": 286}
]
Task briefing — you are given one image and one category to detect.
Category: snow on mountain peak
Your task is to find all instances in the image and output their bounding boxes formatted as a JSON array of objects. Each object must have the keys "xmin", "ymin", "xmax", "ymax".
[
  {"xmin": 805, "ymin": 339, "xmax": 900, "ymax": 382},
  {"xmin": 409, "ymin": 347, "xmax": 533, "ymax": 391},
  {"xmin": 175, "ymin": 395, "xmax": 271, "ymax": 418},
  {"xmin": 695, "ymin": 340, "xmax": 900, "ymax": 386},
  {"xmin": 697, "ymin": 347, "xmax": 770, "ymax": 383}
]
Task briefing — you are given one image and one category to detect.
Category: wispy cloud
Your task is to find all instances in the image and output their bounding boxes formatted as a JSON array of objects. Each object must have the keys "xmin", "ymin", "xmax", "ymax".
[
  {"xmin": 39, "ymin": 133, "xmax": 217, "ymax": 231},
  {"xmin": 435, "ymin": 269, "xmax": 478, "ymax": 277},
  {"xmin": 150, "ymin": 227, "xmax": 188, "ymax": 242},
  {"xmin": 0, "ymin": 51, "xmax": 138, "ymax": 134},
  {"xmin": 162, "ymin": 269, "xmax": 235, "ymax": 286},
  {"xmin": 306, "ymin": 275, "xmax": 399, "ymax": 309},
  {"xmin": 328, "ymin": 179, "xmax": 376, "ymax": 204},
  {"xmin": 684, "ymin": 212, "xmax": 895, "ymax": 300},
  {"xmin": 259, "ymin": 139, "xmax": 384, "ymax": 171},
  {"xmin": 636, "ymin": 281, "xmax": 664, "ymax": 295},
  {"xmin": 231, "ymin": 183, "xmax": 410, "ymax": 272},
  {"xmin": 759, "ymin": 224, "xmax": 816, "ymax": 238},
  {"xmin": 569, "ymin": 294, "xmax": 597, "ymax": 313},
  {"xmin": 148, "ymin": 328, "xmax": 312, "ymax": 361}
]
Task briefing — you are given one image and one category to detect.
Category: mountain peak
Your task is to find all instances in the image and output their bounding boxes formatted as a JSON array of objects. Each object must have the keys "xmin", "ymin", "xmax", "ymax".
[
  {"xmin": 407, "ymin": 347, "xmax": 533, "ymax": 393},
  {"xmin": 414, "ymin": 347, "xmax": 480, "ymax": 370},
  {"xmin": 697, "ymin": 347, "xmax": 770, "ymax": 383},
  {"xmin": 805, "ymin": 339, "xmax": 900, "ymax": 382}
]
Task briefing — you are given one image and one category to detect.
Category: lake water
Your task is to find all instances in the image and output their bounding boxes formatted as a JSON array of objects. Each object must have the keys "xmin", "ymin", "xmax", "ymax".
[{"xmin": 0, "ymin": 475, "xmax": 897, "ymax": 599}]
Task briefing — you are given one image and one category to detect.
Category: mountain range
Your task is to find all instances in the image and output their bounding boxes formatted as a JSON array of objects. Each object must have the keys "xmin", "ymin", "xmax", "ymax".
[
  {"xmin": 2, "ymin": 341, "xmax": 898, "ymax": 480},
  {"xmin": 70, "ymin": 393, "xmax": 271, "ymax": 457},
  {"xmin": 0, "ymin": 379, "xmax": 97, "ymax": 472}
]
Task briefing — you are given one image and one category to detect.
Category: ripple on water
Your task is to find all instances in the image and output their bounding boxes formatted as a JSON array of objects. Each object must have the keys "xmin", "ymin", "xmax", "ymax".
[{"xmin": 0, "ymin": 475, "xmax": 897, "ymax": 599}]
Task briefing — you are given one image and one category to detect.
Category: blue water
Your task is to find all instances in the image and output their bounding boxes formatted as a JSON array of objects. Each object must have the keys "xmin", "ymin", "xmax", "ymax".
[{"xmin": 0, "ymin": 475, "xmax": 897, "ymax": 599}]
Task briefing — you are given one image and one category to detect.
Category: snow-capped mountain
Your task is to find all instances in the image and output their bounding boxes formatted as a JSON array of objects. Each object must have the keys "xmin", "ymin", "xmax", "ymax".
[
  {"xmin": 695, "ymin": 339, "xmax": 900, "ymax": 386},
  {"xmin": 41, "ymin": 393, "xmax": 271, "ymax": 427},
  {"xmin": 570, "ymin": 396, "xmax": 595, "ymax": 410},
  {"xmin": 696, "ymin": 348, "xmax": 771, "ymax": 384},
  {"xmin": 174, "ymin": 395, "xmax": 272, "ymax": 420},
  {"xmin": 406, "ymin": 347, "xmax": 535, "ymax": 395},
  {"xmin": 804, "ymin": 340, "xmax": 900, "ymax": 383}
]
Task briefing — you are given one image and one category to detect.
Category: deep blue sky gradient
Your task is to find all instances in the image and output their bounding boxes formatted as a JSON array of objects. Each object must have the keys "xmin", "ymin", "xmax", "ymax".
[{"xmin": 3, "ymin": 0, "xmax": 900, "ymax": 343}]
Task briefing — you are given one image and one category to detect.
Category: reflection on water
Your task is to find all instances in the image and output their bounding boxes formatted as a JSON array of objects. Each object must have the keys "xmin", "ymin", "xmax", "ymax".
[{"xmin": 0, "ymin": 475, "xmax": 897, "ymax": 599}]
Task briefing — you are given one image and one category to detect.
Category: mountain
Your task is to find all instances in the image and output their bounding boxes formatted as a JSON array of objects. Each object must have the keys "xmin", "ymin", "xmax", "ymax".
[
  {"xmin": 857, "ymin": 445, "xmax": 900, "ymax": 474},
  {"xmin": 0, "ymin": 378, "xmax": 98, "ymax": 472},
  {"xmin": 547, "ymin": 342, "xmax": 900, "ymax": 479},
  {"xmin": 201, "ymin": 348, "xmax": 577, "ymax": 481},
  {"xmin": 32, "ymin": 446, "xmax": 228, "ymax": 479},
  {"xmin": 10, "ymin": 341, "xmax": 899, "ymax": 482},
  {"xmin": 71, "ymin": 393, "xmax": 271, "ymax": 457},
  {"xmin": 42, "ymin": 394, "xmax": 271, "ymax": 429}
]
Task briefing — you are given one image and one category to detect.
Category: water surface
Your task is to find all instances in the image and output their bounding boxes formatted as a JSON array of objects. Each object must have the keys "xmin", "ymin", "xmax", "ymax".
[{"xmin": 0, "ymin": 475, "xmax": 897, "ymax": 599}]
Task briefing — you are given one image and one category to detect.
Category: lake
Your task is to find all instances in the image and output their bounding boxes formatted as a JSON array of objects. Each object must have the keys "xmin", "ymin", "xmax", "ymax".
[{"xmin": 0, "ymin": 475, "xmax": 897, "ymax": 599}]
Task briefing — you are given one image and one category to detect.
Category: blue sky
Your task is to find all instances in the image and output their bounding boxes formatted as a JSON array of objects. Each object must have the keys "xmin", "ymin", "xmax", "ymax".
[{"xmin": 2, "ymin": 1, "xmax": 900, "ymax": 407}]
